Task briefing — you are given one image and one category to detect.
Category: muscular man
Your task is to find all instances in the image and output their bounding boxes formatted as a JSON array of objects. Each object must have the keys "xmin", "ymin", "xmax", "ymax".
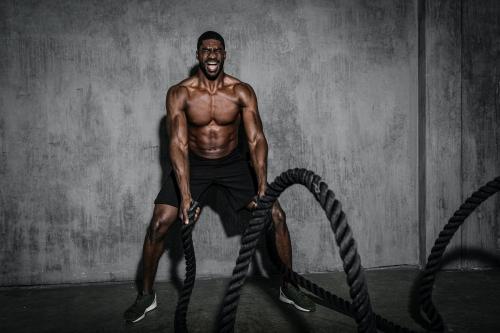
[{"xmin": 124, "ymin": 31, "xmax": 315, "ymax": 323}]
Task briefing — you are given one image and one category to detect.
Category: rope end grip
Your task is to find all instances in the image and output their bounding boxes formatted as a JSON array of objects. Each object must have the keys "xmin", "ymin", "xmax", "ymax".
[{"xmin": 186, "ymin": 200, "xmax": 200, "ymax": 225}]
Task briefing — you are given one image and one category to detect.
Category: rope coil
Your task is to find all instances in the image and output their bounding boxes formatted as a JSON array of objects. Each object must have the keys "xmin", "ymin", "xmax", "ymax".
[
  {"xmin": 218, "ymin": 168, "xmax": 376, "ymax": 333},
  {"xmin": 172, "ymin": 168, "xmax": 500, "ymax": 333}
]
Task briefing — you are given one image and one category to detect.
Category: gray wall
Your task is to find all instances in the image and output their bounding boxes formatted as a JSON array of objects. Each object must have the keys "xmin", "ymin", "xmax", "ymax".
[
  {"xmin": 425, "ymin": 0, "xmax": 500, "ymax": 269},
  {"xmin": 0, "ymin": 0, "xmax": 497, "ymax": 286}
]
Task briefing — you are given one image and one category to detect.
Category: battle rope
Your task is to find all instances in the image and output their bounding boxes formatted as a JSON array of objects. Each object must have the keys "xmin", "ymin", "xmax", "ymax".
[
  {"xmin": 217, "ymin": 169, "xmax": 499, "ymax": 333},
  {"xmin": 418, "ymin": 176, "xmax": 500, "ymax": 331},
  {"xmin": 218, "ymin": 168, "xmax": 377, "ymax": 333},
  {"xmin": 174, "ymin": 202, "xmax": 200, "ymax": 333},
  {"xmin": 173, "ymin": 169, "xmax": 500, "ymax": 333}
]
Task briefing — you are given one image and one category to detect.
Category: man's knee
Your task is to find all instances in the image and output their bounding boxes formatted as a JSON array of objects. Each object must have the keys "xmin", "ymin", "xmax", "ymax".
[
  {"xmin": 148, "ymin": 205, "xmax": 178, "ymax": 242},
  {"xmin": 271, "ymin": 201, "xmax": 286, "ymax": 228}
]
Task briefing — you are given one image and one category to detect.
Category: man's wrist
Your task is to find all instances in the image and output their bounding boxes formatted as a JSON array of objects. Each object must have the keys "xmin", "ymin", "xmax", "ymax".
[
  {"xmin": 181, "ymin": 195, "xmax": 192, "ymax": 204},
  {"xmin": 258, "ymin": 187, "xmax": 266, "ymax": 197}
]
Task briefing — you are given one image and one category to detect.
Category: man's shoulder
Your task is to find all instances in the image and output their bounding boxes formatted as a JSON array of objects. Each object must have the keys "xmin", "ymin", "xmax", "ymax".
[
  {"xmin": 233, "ymin": 81, "xmax": 255, "ymax": 100},
  {"xmin": 166, "ymin": 79, "xmax": 192, "ymax": 99},
  {"xmin": 222, "ymin": 76, "xmax": 252, "ymax": 98},
  {"xmin": 171, "ymin": 77, "xmax": 196, "ymax": 90},
  {"xmin": 224, "ymin": 74, "xmax": 253, "ymax": 90}
]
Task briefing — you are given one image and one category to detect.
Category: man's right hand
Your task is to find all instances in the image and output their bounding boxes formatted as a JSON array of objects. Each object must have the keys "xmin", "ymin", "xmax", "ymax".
[{"xmin": 180, "ymin": 198, "xmax": 201, "ymax": 224}]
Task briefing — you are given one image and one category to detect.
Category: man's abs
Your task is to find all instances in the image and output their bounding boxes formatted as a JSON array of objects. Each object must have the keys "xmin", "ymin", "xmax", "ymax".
[{"xmin": 188, "ymin": 121, "xmax": 239, "ymax": 159}]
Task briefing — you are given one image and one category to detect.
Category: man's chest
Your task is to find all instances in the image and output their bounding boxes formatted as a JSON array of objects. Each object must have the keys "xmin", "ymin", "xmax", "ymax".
[{"xmin": 185, "ymin": 91, "xmax": 241, "ymax": 126}]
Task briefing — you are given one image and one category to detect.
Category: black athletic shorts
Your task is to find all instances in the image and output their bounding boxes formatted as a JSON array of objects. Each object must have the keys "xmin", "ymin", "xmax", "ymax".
[{"xmin": 154, "ymin": 148, "xmax": 257, "ymax": 210}]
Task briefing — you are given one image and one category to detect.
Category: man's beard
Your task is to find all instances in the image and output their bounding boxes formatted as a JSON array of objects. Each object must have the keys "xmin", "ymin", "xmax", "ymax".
[{"xmin": 200, "ymin": 60, "xmax": 224, "ymax": 80}]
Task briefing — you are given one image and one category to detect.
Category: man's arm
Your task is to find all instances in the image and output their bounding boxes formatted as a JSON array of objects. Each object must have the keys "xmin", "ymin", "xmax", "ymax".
[
  {"xmin": 238, "ymin": 83, "xmax": 268, "ymax": 198},
  {"xmin": 166, "ymin": 85, "xmax": 192, "ymax": 223}
]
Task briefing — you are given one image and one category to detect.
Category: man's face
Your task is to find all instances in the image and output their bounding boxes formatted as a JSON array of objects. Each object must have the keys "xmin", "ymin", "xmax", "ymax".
[{"xmin": 197, "ymin": 39, "xmax": 226, "ymax": 80}]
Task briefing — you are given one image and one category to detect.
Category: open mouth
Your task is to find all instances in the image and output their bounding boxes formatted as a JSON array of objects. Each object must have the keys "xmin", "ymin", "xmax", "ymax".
[{"xmin": 205, "ymin": 62, "xmax": 219, "ymax": 73}]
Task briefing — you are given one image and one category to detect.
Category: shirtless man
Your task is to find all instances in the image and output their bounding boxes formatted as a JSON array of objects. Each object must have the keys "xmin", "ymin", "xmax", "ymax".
[{"xmin": 124, "ymin": 31, "xmax": 315, "ymax": 323}]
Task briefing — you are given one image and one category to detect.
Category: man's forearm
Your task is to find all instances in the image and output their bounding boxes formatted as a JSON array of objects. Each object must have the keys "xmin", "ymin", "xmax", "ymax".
[
  {"xmin": 249, "ymin": 136, "xmax": 268, "ymax": 196},
  {"xmin": 170, "ymin": 143, "xmax": 191, "ymax": 201}
]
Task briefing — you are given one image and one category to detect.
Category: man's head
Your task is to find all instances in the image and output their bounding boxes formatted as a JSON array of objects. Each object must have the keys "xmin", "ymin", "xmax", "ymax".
[{"xmin": 196, "ymin": 31, "xmax": 226, "ymax": 80}]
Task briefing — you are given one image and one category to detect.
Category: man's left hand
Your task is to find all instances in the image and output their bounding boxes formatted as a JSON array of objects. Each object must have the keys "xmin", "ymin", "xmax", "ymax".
[{"xmin": 248, "ymin": 188, "xmax": 266, "ymax": 210}]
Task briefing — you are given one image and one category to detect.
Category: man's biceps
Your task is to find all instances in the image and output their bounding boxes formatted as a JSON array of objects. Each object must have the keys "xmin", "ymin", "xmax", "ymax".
[
  {"xmin": 170, "ymin": 112, "xmax": 188, "ymax": 127},
  {"xmin": 243, "ymin": 108, "xmax": 258, "ymax": 123}
]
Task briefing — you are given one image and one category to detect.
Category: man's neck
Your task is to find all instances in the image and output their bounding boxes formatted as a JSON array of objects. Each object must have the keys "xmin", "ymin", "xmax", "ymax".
[{"xmin": 197, "ymin": 70, "xmax": 225, "ymax": 93}]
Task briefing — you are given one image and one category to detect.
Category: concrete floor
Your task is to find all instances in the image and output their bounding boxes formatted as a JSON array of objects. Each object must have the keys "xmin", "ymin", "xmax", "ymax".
[{"xmin": 1, "ymin": 268, "xmax": 499, "ymax": 333}]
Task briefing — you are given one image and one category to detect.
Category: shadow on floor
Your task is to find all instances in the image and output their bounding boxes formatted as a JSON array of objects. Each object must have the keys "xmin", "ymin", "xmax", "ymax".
[{"xmin": 409, "ymin": 246, "xmax": 500, "ymax": 331}]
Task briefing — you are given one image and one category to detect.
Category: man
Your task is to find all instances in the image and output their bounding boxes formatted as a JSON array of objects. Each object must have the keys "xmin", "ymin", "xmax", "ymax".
[{"xmin": 124, "ymin": 31, "xmax": 315, "ymax": 323}]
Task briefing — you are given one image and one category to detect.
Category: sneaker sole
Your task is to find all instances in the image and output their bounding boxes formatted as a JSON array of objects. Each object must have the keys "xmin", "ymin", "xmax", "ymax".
[
  {"xmin": 279, "ymin": 288, "xmax": 312, "ymax": 312},
  {"xmin": 130, "ymin": 294, "xmax": 158, "ymax": 323}
]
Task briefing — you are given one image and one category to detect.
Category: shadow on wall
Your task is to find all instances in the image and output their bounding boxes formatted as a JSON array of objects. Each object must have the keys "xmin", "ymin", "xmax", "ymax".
[
  {"xmin": 132, "ymin": 113, "xmax": 184, "ymax": 291},
  {"xmin": 133, "ymin": 65, "xmax": 201, "ymax": 291},
  {"xmin": 189, "ymin": 64, "xmax": 199, "ymax": 77},
  {"xmin": 132, "ymin": 64, "xmax": 307, "ymax": 328}
]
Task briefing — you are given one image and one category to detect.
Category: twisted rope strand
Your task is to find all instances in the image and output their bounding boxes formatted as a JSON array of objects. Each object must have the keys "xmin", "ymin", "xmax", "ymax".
[{"xmin": 174, "ymin": 221, "xmax": 197, "ymax": 333}]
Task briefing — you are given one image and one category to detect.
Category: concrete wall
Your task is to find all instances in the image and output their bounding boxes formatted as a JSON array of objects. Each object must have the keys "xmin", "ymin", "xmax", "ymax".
[
  {"xmin": 0, "ymin": 0, "xmax": 418, "ymax": 286},
  {"xmin": 425, "ymin": 0, "xmax": 500, "ymax": 269},
  {"xmin": 1, "ymin": 0, "xmax": 497, "ymax": 286}
]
